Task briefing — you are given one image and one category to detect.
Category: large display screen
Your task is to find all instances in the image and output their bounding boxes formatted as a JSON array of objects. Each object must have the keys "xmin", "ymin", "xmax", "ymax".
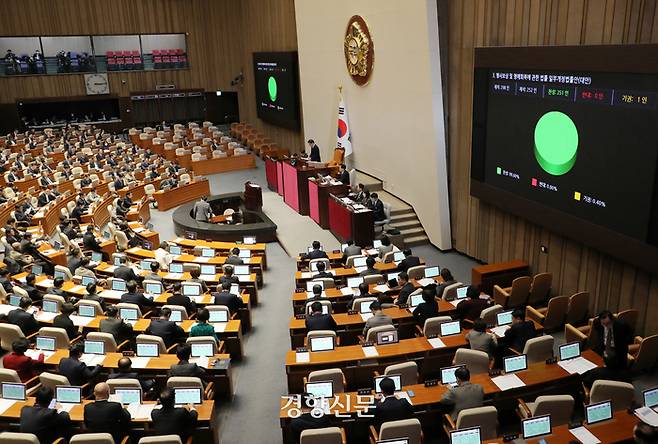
[
  {"xmin": 252, "ymin": 51, "xmax": 300, "ymax": 129},
  {"xmin": 471, "ymin": 45, "xmax": 658, "ymax": 271}
]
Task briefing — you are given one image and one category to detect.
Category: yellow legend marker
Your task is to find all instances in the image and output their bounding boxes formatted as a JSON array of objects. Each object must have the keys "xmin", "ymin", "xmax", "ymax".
[{"xmin": 574, "ymin": 191, "xmax": 581, "ymax": 201}]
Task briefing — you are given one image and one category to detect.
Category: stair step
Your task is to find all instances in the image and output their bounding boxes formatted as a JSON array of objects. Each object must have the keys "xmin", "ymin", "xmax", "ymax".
[
  {"xmin": 391, "ymin": 220, "xmax": 422, "ymax": 230},
  {"xmin": 405, "ymin": 235, "xmax": 430, "ymax": 247},
  {"xmin": 390, "ymin": 208, "xmax": 414, "ymax": 216},
  {"xmin": 398, "ymin": 226, "xmax": 426, "ymax": 236},
  {"xmin": 390, "ymin": 214, "xmax": 418, "ymax": 224}
]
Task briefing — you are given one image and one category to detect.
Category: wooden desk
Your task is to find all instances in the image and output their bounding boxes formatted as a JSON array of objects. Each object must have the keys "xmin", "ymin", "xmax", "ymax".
[
  {"xmin": 168, "ymin": 237, "xmax": 267, "ymax": 269},
  {"xmin": 328, "ymin": 194, "xmax": 374, "ymax": 247},
  {"xmin": 293, "ymin": 261, "xmax": 409, "ymax": 286},
  {"xmin": 127, "ymin": 222, "xmax": 160, "ymax": 248},
  {"xmin": 472, "ymin": 259, "xmax": 530, "ymax": 294},
  {"xmin": 308, "ymin": 179, "xmax": 350, "ymax": 228},
  {"xmin": 32, "ymin": 193, "xmax": 76, "ymax": 235},
  {"xmin": 191, "ymin": 154, "xmax": 256, "ymax": 175},
  {"xmin": 153, "ymin": 179, "xmax": 210, "ymax": 211}
]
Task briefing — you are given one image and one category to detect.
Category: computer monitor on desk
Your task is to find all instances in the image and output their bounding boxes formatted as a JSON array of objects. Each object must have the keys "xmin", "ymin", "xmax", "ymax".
[
  {"xmin": 174, "ymin": 387, "xmax": 202, "ymax": 405},
  {"xmin": 1, "ymin": 382, "xmax": 26, "ymax": 401},
  {"xmin": 522, "ymin": 414, "xmax": 552, "ymax": 439},
  {"xmin": 503, "ymin": 354, "xmax": 528, "ymax": 373},
  {"xmin": 450, "ymin": 426, "xmax": 481, "ymax": 444},
  {"xmin": 56, "ymin": 386, "xmax": 81, "ymax": 404},
  {"xmin": 136, "ymin": 342, "xmax": 159, "ymax": 357},
  {"xmin": 586, "ymin": 400, "xmax": 612, "ymax": 425},
  {"xmin": 374, "ymin": 375, "xmax": 402, "ymax": 393}
]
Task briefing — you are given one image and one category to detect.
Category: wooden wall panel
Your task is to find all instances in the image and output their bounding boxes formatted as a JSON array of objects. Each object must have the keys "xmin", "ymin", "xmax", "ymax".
[
  {"xmin": 447, "ymin": 0, "xmax": 658, "ymax": 335},
  {"xmin": 0, "ymin": 0, "xmax": 302, "ymax": 153}
]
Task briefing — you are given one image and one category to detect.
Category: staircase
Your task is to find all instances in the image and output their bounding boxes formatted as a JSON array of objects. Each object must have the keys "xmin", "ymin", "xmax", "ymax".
[{"xmin": 355, "ymin": 170, "xmax": 429, "ymax": 247}]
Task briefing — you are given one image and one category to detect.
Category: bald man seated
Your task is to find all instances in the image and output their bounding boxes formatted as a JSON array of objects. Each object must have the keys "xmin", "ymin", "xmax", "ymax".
[{"xmin": 83, "ymin": 382, "xmax": 131, "ymax": 443}]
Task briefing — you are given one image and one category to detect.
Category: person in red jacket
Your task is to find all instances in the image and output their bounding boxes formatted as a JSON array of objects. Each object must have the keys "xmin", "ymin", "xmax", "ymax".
[{"xmin": 2, "ymin": 338, "xmax": 43, "ymax": 381}]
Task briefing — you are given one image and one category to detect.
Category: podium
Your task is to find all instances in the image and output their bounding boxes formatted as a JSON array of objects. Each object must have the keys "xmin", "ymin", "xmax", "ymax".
[
  {"xmin": 308, "ymin": 178, "xmax": 350, "ymax": 229},
  {"xmin": 328, "ymin": 194, "xmax": 374, "ymax": 246},
  {"xmin": 265, "ymin": 156, "xmax": 278, "ymax": 192},
  {"xmin": 244, "ymin": 181, "xmax": 262, "ymax": 211},
  {"xmin": 281, "ymin": 160, "xmax": 334, "ymax": 215}
]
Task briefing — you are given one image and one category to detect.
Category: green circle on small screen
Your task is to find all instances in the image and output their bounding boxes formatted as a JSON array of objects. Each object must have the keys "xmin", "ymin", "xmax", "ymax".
[
  {"xmin": 268, "ymin": 76, "xmax": 277, "ymax": 102},
  {"xmin": 534, "ymin": 111, "xmax": 578, "ymax": 176}
]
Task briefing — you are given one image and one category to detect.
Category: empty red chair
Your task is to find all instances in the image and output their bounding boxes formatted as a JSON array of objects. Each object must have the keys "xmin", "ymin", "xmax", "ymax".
[
  {"xmin": 152, "ymin": 49, "xmax": 161, "ymax": 56},
  {"xmin": 106, "ymin": 51, "xmax": 115, "ymax": 57},
  {"xmin": 107, "ymin": 58, "xmax": 117, "ymax": 71}
]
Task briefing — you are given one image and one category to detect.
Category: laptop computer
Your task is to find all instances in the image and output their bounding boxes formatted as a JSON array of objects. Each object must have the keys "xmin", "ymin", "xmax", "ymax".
[
  {"xmin": 31, "ymin": 264, "xmax": 43, "ymax": 276},
  {"xmin": 209, "ymin": 310, "xmax": 229, "ymax": 323},
  {"xmin": 408, "ymin": 293, "xmax": 424, "ymax": 308},
  {"xmin": 84, "ymin": 340, "xmax": 105, "ymax": 355},
  {"xmin": 559, "ymin": 342, "xmax": 581, "ymax": 361},
  {"xmin": 112, "ymin": 279, "xmax": 127, "ymax": 292},
  {"xmin": 119, "ymin": 307, "xmax": 139, "ymax": 322},
  {"xmin": 81, "ymin": 275, "xmax": 96, "ymax": 286},
  {"xmin": 78, "ymin": 304, "xmax": 96, "ymax": 318},
  {"xmin": 424, "ymin": 266, "xmax": 440, "ymax": 278},
  {"xmin": 392, "ymin": 251, "xmax": 405, "ymax": 263},
  {"xmin": 449, "ymin": 426, "xmax": 481, "ymax": 444},
  {"xmin": 374, "ymin": 374, "xmax": 402, "ymax": 393},
  {"xmin": 439, "ymin": 320, "xmax": 461, "ymax": 337},
  {"xmin": 496, "ymin": 310, "xmax": 514, "ymax": 326},
  {"xmin": 309, "ymin": 336, "xmax": 335, "ymax": 352},
  {"xmin": 643, "ymin": 387, "xmax": 658, "ymax": 410},
  {"xmin": 1, "ymin": 382, "xmax": 26, "ymax": 401},
  {"xmin": 113, "ymin": 257, "xmax": 122, "ymax": 266},
  {"xmin": 200, "ymin": 264, "xmax": 216, "ymax": 276},
  {"xmin": 144, "ymin": 281, "xmax": 163, "ymax": 295},
  {"xmin": 9, "ymin": 294, "xmax": 21, "ymax": 306},
  {"xmin": 305, "ymin": 381, "xmax": 334, "ymax": 398},
  {"xmin": 234, "ymin": 265, "xmax": 250, "ymax": 275},
  {"xmin": 42, "ymin": 299, "xmax": 59, "ymax": 313},
  {"xmin": 201, "ymin": 248, "xmax": 215, "ymax": 258},
  {"xmin": 169, "ymin": 262, "xmax": 184, "ymax": 273},
  {"xmin": 169, "ymin": 245, "xmax": 182, "ymax": 255},
  {"xmin": 238, "ymin": 249, "xmax": 251, "ymax": 258},
  {"xmin": 91, "ymin": 251, "xmax": 103, "ymax": 263},
  {"xmin": 174, "ymin": 387, "xmax": 202, "ymax": 405},
  {"xmin": 440, "ymin": 365, "xmax": 465, "ymax": 385},
  {"xmin": 387, "ymin": 272, "xmax": 400, "ymax": 287},
  {"xmin": 455, "ymin": 286, "xmax": 468, "ymax": 301},
  {"xmin": 142, "ymin": 240, "xmax": 152, "ymax": 250},
  {"xmin": 230, "ymin": 284, "xmax": 240, "ymax": 295},
  {"xmin": 169, "ymin": 310, "xmax": 183, "ymax": 322},
  {"xmin": 190, "ymin": 342, "xmax": 215, "ymax": 357},
  {"xmin": 347, "ymin": 276, "xmax": 364, "ymax": 288},
  {"xmin": 307, "ymin": 245, "xmax": 324, "ymax": 253},
  {"xmin": 182, "ymin": 284, "xmax": 201, "ymax": 296},
  {"xmin": 140, "ymin": 260, "xmax": 153, "ymax": 271},
  {"xmin": 522, "ymin": 414, "xmax": 552, "ymax": 439},
  {"xmin": 359, "ymin": 300, "xmax": 374, "ymax": 314},
  {"xmin": 36, "ymin": 336, "xmax": 56, "ymax": 352},
  {"xmin": 376, "ymin": 330, "xmax": 399, "ymax": 346},
  {"xmin": 503, "ymin": 354, "xmax": 528, "ymax": 373},
  {"xmin": 56, "ymin": 386, "xmax": 82, "ymax": 404},
  {"xmin": 353, "ymin": 257, "xmax": 368, "ymax": 268},
  {"xmin": 53, "ymin": 270, "xmax": 65, "ymax": 280},
  {"xmin": 586, "ymin": 400, "xmax": 613, "ymax": 425},
  {"xmin": 114, "ymin": 388, "xmax": 142, "ymax": 405},
  {"xmin": 243, "ymin": 236, "xmax": 256, "ymax": 245},
  {"xmin": 136, "ymin": 342, "xmax": 160, "ymax": 357}
]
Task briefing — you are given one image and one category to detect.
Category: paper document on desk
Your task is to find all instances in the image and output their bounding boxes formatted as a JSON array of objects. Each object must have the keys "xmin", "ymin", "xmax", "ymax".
[
  {"xmin": 127, "ymin": 403, "xmax": 157, "ymax": 420},
  {"xmin": 57, "ymin": 403, "xmax": 76, "ymax": 413},
  {"xmin": 25, "ymin": 349, "xmax": 55, "ymax": 360},
  {"xmin": 133, "ymin": 227, "xmax": 145, "ymax": 233},
  {"xmin": 373, "ymin": 284, "xmax": 390, "ymax": 293},
  {"xmin": 635, "ymin": 406, "xmax": 658, "ymax": 426},
  {"xmin": 360, "ymin": 313, "xmax": 373, "ymax": 322},
  {"xmin": 427, "ymin": 337, "xmax": 446, "ymax": 349},
  {"xmin": 190, "ymin": 296, "xmax": 206, "ymax": 304},
  {"xmin": 0, "ymin": 305, "xmax": 15, "ymax": 316},
  {"xmin": 491, "ymin": 374, "xmax": 525, "ymax": 391},
  {"xmin": 296, "ymin": 352, "xmax": 310, "ymax": 363},
  {"xmin": 70, "ymin": 315, "xmax": 94, "ymax": 327},
  {"xmin": 190, "ymin": 356, "xmax": 210, "ymax": 368},
  {"xmin": 99, "ymin": 290, "xmax": 123, "ymax": 300},
  {"xmin": 104, "ymin": 265, "xmax": 117, "ymax": 273},
  {"xmin": 365, "ymin": 248, "xmax": 378, "ymax": 256},
  {"xmin": 354, "ymin": 266, "xmax": 367, "ymax": 273},
  {"xmin": 490, "ymin": 325, "xmax": 510, "ymax": 337},
  {"xmin": 0, "ymin": 398, "xmax": 16, "ymax": 415},
  {"xmin": 213, "ymin": 323, "xmax": 227, "ymax": 333},
  {"xmin": 340, "ymin": 287, "xmax": 354, "ymax": 296},
  {"xmin": 68, "ymin": 285, "xmax": 85, "ymax": 293},
  {"xmin": 130, "ymin": 357, "xmax": 151, "ymax": 369},
  {"xmin": 300, "ymin": 272, "xmax": 312, "ymax": 279},
  {"xmin": 558, "ymin": 357, "xmax": 598, "ymax": 375},
  {"xmin": 40, "ymin": 278, "xmax": 54, "ymax": 288},
  {"xmin": 569, "ymin": 426, "xmax": 601, "ymax": 444},
  {"xmin": 40, "ymin": 249, "xmax": 57, "ymax": 256},
  {"xmin": 200, "ymin": 275, "xmax": 216, "ymax": 281},
  {"xmin": 417, "ymin": 278, "xmax": 435, "ymax": 287},
  {"xmin": 16, "ymin": 276, "xmax": 26, "ymax": 284},
  {"xmin": 242, "ymin": 258, "xmax": 252, "ymax": 264},
  {"xmin": 194, "ymin": 257, "xmax": 211, "ymax": 263},
  {"xmin": 35, "ymin": 312, "xmax": 57, "ymax": 322},
  {"xmin": 396, "ymin": 391, "xmax": 413, "ymax": 405},
  {"xmin": 362, "ymin": 346, "xmax": 379, "ymax": 357},
  {"xmin": 126, "ymin": 247, "xmax": 142, "ymax": 254},
  {"xmin": 165, "ymin": 273, "xmax": 183, "ymax": 279},
  {"xmin": 449, "ymin": 299, "xmax": 462, "ymax": 307},
  {"xmin": 80, "ymin": 354, "xmax": 105, "ymax": 366}
]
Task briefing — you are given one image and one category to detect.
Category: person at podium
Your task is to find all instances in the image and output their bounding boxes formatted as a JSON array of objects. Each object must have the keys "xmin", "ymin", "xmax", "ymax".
[
  {"xmin": 338, "ymin": 164, "xmax": 350, "ymax": 185},
  {"xmin": 192, "ymin": 196, "xmax": 213, "ymax": 222},
  {"xmin": 307, "ymin": 139, "xmax": 321, "ymax": 162}
]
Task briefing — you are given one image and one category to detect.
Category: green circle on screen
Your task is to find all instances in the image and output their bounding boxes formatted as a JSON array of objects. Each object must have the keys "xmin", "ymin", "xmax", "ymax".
[
  {"xmin": 268, "ymin": 76, "xmax": 277, "ymax": 102},
  {"xmin": 534, "ymin": 111, "xmax": 578, "ymax": 176}
]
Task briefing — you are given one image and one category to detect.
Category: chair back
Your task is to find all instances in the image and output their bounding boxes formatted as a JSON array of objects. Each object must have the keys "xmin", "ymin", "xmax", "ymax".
[
  {"xmin": 0, "ymin": 433, "xmax": 40, "ymax": 444},
  {"xmin": 617, "ymin": 309, "xmax": 639, "ymax": 334},
  {"xmin": 206, "ymin": 305, "xmax": 231, "ymax": 321},
  {"xmin": 528, "ymin": 272, "xmax": 552, "ymax": 306},
  {"xmin": 348, "ymin": 169, "xmax": 357, "ymax": 190},
  {"xmin": 39, "ymin": 372, "xmax": 70, "ymax": 389},
  {"xmin": 162, "ymin": 304, "xmax": 189, "ymax": 320},
  {"xmin": 345, "ymin": 255, "xmax": 365, "ymax": 268},
  {"xmin": 442, "ymin": 283, "xmax": 465, "ymax": 301},
  {"xmin": 86, "ymin": 332, "xmax": 119, "ymax": 352},
  {"xmin": 138, "ymin": 436, "xmax": 182, "ymax": 444},
  {"xmin": 0, "ymin": 323, "xmax": 25, "ymax": 351},
  {"xmin": 453, "ymin": 348, "xmax": 490, "ymax": 374},
  {"xmin": 351, "ymin": 296, "xmax": 377, "ymax": 312},
  {"xmin": 38, "ymin": 327, "xmax": 71, "ymax": 349},
  {"xmin": 106, "ymin": 378, "xmax": 141, "ymax": 392},
  {"xmin": 166, "ymin": 376, "xmax": 204, "ymax": 393},
  {"xmin": 456, "ymin": 406, "xmax": 498, "ymax": 439},
  {"xmin": 509, "ymin": 276, "xmax": 532, "ymax": 307},
  {"xmin": 590, "ymin": 380, "xmax": 635, "ymax": 411},
  {"xmin": 186, "ymin": 335, "xmax": 218, "ymax": 352},
  {"xmin": 384, "ymin": 361, "xmax": 418, "ymax": 386},
  {"xmin": 480, "ymin": 304, "xmax": 503, "ymax": 325},
  {"xmin": 631, "ymin": 334, "xmax": 658, "ymax": 373},
  {"xmin": 0, "ymin": 368, "xmax": 22, "ymax": 385},
  {"xmin": 136, "ymin": 334, "xmax": 167, "ymax": 354},
  {"xmin": 378, "ymin": 418, "xmax": 422, "ymax": 444},
  {"xmin": 300, "ymin": 427, "xmax": 343, "ymax": 444},
  {"xmin": 311, "ymin": 278, "xmax": 335, "ymax": 289},
  {"xmin": 523, "ymin": 335, "xmax": 554, "ymax": 363},
  {"xmin": 70, "ymin": 433, "xmax": 116, "ymax": 444},
  {"xmin": 306, "ymin": 300, "xmax": 333, "ymax": 315},
  {"xmin": 308, "ymin": 368, "xmax": 345, "ymax": 393},
  {"xmin": 306, "ymin": 330, "xmax": 337, "ymax": 346},
  {"xmin": 382, "ymin": 251, "xmax": 396, "ymax": 263},
  {"xmin": 309, "ymin": 258, "xmax": 330, "ymax": 271},
  {"xmin": 117, "ymin": 302, "xmax": 143, "ymax": 317},
  {"xmin": 13, "ymin": 286, "xmax": 29, "ymax": 298},
  {"xmin": 406, "ymin": 266, "xmax": 425, "ymax": 281},
  {"xmin": 530, "ymin": 395, "xmax": 574, "ymax": 426},
  {"xmin": 422, "ymin": 316, "xmax": 453, "ymax": 337},
  {"xmin": 76, "ymin": 300, "xmax": 104, "ymax": 316},
  {"xmin": 365, "ymin": 325, "xmax": 397, "ymax": 343},
  {"xmin": 565, "ymin": 291, "xmax": 589, "ymax": 326},
  {"xmin": 114, "ymin": 231, "xmax": 129, "ymax": 250},
  {"xmin": 542, "ymin": 295, "xmax": 569, "ymax": 331},
  {"xmin": 363, "ymin": 274, "xmax": 385, "ymax": 285}
]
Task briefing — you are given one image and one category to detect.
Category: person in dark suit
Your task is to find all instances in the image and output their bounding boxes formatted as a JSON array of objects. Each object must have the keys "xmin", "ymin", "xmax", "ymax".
[
  {"xmin": 370, "ymin": 377, "xmax": 414, "ymax": 427},
  {"xmin": 359, "ymin": 256, "xmax": 379, "ymax": 277},
  {"xmin": 370, "ymin": 193, "xmax": 386, "ymax": 222},
  {"xmin": 83, "ymin": 382, "xmax": 131, "ymax": 443},
  {"xmin": 108, "ymin": 357, "xmax": 154, "ymax": 392},
  {"xmin": 120, "ymin": 280, "xmax": 155, "ymax": 309},
  {"xmin": 397, "ymin": 249, "xmax": 421, "ymax": 273},
  {"xmin": 114, "ymin": 256, "xmax": 139, "ymax": 282},
  {"xmin": 99, "ymin": 306, "xmax": 134, "ymax": 343},
  {"xmin": 3, "ymin": 338, "xmax": 44, "ymax": 382},
  {"xmin": 455, "ymin": 285, "xmax": 491, "ymax": 322},
  {"xmin": 83, "ymin": 225, "xmax": 103, "ymax": 252},
  {"xmin": 189, "ymin": 267, "xmax": 209, "ymax": 293},
  {"xmin": 591, "ymin": 310, "xmax": 634, "ymax": 368},
  {"xmin": 145, "ymin": 307, "xmax": 185, "ymax": 348},
  {"xmin": 47, "ymin": 277, "xmax": 67, "ymax": 297},
  {"xmin": 144, "ymin": 261, "xmax": 164, "ymax": 282},
  {"xmin": 70, "ymin": 203, "xmax": 85, "ymax": 223},
  {"xmin": 152, "ymin": 388, "xmax": 198, "ymax": 440},
  {"xmin": 497, "ymin": 309, "xmax": 536, "ymax": 363},
  {"xmin": 412, "ymin": 287, "xmax": 439, "ymax": 326},
  {"xmin": 169, "ymin": 345, "xmax": 206, "ymax": 380},
  {"xmin": 305, "ymin": 301, "xmax": 337, "ymax": 331},
  {"xmin": 67, "ymin": 248, "xmax": 84, "ymax": 274},
  {"xmin": 53, "ymin": 303, "xmax": 79, "ymax": 339},
  {"xmin": 435, "ymin": 268, "xmax": 457, "ymax": 299},
  {"xmin": 167, "ymin": 287, "xmax": 197, "ymax": 315},
  {"xmin": 394, "ymin": 272, "xmax": 415, "ymax": 306},
  {"xmin": 22, "ymin": 273, "xmax": 43, "ymax": 303},
  {"xmin": 348, "ymin": 282, "xmax": 372, "ymax": 310},
  {"xmin": 0, "ymin": 268, "xmax": 14, "ymax": 293},
  {"xmin": 303, "ymin": 241, "xmax": 328, "ymax": 260},
  {"xmin": 225, "ymin": 247, "xmax": 244, "ymax": 265},
  {"xmin": 219, "ymin": 266, "xmax": 240, "ymax": 286},
  {"xmin": 212, "ymin": 281, "xmax": 245, "ymax": 314},
  {"xmin": 37, "ymin": 187, "xmax": 56, "ymax": 207},
  {"xmin": 20, "ymin": 386, "xmax": 72, "ymax": 443},
  {"xmin": 338, "ymin": 164, "xmax": 350, "ymax": 185},
  {"xmin": 82, "ymin": 282, "xmax": 106, "ymax": 312},
  {"xmin": 8, "ymin": 297, "xmax": 40, "ymax": 336},
  {"xmin": 312, "ymin": 261, "xmax": 333, "ymax": 279},
  {"xmin": 307, "ymin": 139, "xmax": 321, "ymax": 162},
  {"xmin": 290, "ymin": 392, "xmax": 332, "ymax": 443},
  {"xmin": 58, "ymin": 343, "xmax": 103, "ymax": 386}
]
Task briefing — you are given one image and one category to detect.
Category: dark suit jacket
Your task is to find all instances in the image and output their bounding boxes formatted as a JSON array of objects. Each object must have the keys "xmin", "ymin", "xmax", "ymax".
[
  {"xmin": 290, "ymin": 412, "xmax": 332, "ymax": 443},
  {"xmin": 212, "ymin": 291, "xmax": 245, "ymax": 314},
  {"xmin": 225, "ymin": 255, "xmax": 244, "ymax": 265},
  {"xmin": 396, "ymin": 283, "xmax": 416, "ymax": 306},
  {"xmin": 435, "ymin": 280, "xmax": 457, "ymax": 299},
  {"xmin": 219, "ymin": 275, "xmax": 240, "ymax": 286},
  {"xmin": 20, "ymin": 405, "xmax": 71, "ymax": 443},
  {"xmin": 8, "ymin": 308, "xmax": 40, "ymax": 336},
  {"xmin": 83, "ymin": 400, "xmax": 131, "ymax": 442},
  {"xmin": 99, "ymin": 317, "xmax": 134, "ymax": 343},
  {"xmin": 313, "ymin": 271, "xmax": 333, "ymax": 279},
  {"xmin": 372, "ymin": 199, "xmax": 386, "ymax": 222},
  {"xmin": 592, "ymin": 319, "xmax": 633, "ymax": 367},
  {"xmin": 372, "ymin": 396, "xmax": 414, "ymax": 426},
  {"xmin": 152, "ymin": 406, "xmax": 198, "ymax": 439},
  {"xmin": 338, "ymin": 170, "xmax": 350, "ymax": 185},
  {"xmin": 58, "ymin": 357, "xmax": 102, "ymax": 386},
  {"xmin": 397, "ymin": 256, "xmax": 421, "ymax": 273},
  {"xmin": 146, "ymin": 319, "xmax": 185, "ymax": 348},
  {"xmin": 23, "ymin": 284, "xmax": 43, "ymax": 302},
  {"xmin": 83, "ymin": 232, "xmax": 102, "ymax": 252},
  {"xmin": 310, "ymin": 145, "xmax": 321, "ymax": 162},
  {"xmin": 114, "ymin": 265, "xmax": 139, "ymax": 282},
  {"xmin": 53, "ymin": 314, "xmax": 79, "ymax": 339},
  {"xmin": 170, "ymin": 361, "xmax": 206, "ymax": 380},
  {"xmin": 413, "ymin": 300, "xmax": 439, "ymax": 326},
  {"xmin": 108, "ymin": 370, "xmax": 151, "ymax": 390},
  {"xmin": 305, "ymin": 249, "xmax": 328, "ymax": 260},
  {"xmin": 455, "ymin": 298, "xmax": 491, "ymax": 321},
  {"xmin": 167, "ymin": 293, "xmax": 197, "ymax": 314},
  {"xmin": 503, "ymin": 321, "xmax": 536, "ymax": 352},
  {"xmin": 121, "ymin": 292, "xmax": 155, "ymax": 309},
  {"xmin": 305, "ymin": 313, "xmax": 337, "ymax": 331}
]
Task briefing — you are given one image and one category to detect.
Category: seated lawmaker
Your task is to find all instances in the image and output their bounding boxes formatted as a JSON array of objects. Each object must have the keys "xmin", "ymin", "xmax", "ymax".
[
  {"xmin": 359, "ymin": 256, "xmax": 379, "ymax": 277},
  {"xmin": 20, "ymin": 387, "xmax": 72, "ymax": 443},
  {"xmin": 3, "ymin": 338, "xmax": 44, "ymax": 382},
  {"xmin": 465, "ymin": 319, "xmax": 497, "ymax": 358},
  {"xmin": 225, "ymin": 247, "xmax": 244, "ymax": 265},
  {"xmin": 219, "ymin": 266, "xmax": 240, "ymax": 286},
  {"xmin": 212, "ymin": 281, "xmax": 245, "ymax": 314},
  {"xmin": 397, "ymin": 249, "xmax": 420, "ymax": 273},
  {"xmin": 394, "ymin": 272, "xmax": 415, "ymax": 306},
  {"xmin": 370, "ymin": 192, "xmax": 386, "ymax": 222},
  {"xmin": 304, "ymin": 240, "xmax": 328, "ymax": 260},
  {"xmin": 305, "ymin": 301, "xmax": 336, "ymax": 332},
  {"xmin": 370, "ymin": 377, "xmax": 414, "ymax": 428},
  {"xmin": 412, "ymin": 287, "xmax": 439, "ymax": 326},
  {"xmin": 83, "ymin": 382, "xmax": 131, "ymax": 443},
  {"xmin": 145, "ymin": 307, "xmax": 185, "ymax": 348},
  {"xmin": 189, "ymin": 308, "xmax": 218, "ymax": 339},
  {"xmin": 108, "ymin": 357, "xmax": 154, "ymax": 392},
  {"xmin": 53, "ymin": 303, "xmax": 79, "ymax": 339},
  {"xmin": 167, "ymin": 283, "xmax": 197, "ymax": 314},
  {"xmin": 362, "ymin": 301, "xmax": 393, "ymax": 337},
  {"xmin": 455, "ymin": 285, "xmax": 491, "ymax": 322},
  {"xmin": 338, "ymin": 163, "xmax": 350, "ymax": 185},
  {"xmin": 120, "ymin": 280, "xmax": 155, "ymax": 309},
  {"xmin": 290, "ymin": 392, "xmax": 332, "ymax": 443},
  {"xmin": 151, "ymin": 388, "xmax": 198, "ymax": 441},
  {"xmin": 99, "ymin": 306, "xmax": 134, "ymax": 344},
  {"xmin": 170, "ymin": 345, "xmax": 206, "ymax": 382},
  {"xmin": 58, "ymin": 343, "xmax": 103, "ymax": 386},
  {"xmin": 312, "ymin": 261, "xmax": 333, "ymax": 279},
  {"xmin": 8, "ymin": 296, "xmax": 40, "ymax": 336}
]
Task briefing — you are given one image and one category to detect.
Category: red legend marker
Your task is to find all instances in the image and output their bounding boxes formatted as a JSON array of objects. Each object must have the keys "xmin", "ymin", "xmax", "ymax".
[{"xmin": 531, "ymin": 178, "xmax": 538, "ymax": 187}]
